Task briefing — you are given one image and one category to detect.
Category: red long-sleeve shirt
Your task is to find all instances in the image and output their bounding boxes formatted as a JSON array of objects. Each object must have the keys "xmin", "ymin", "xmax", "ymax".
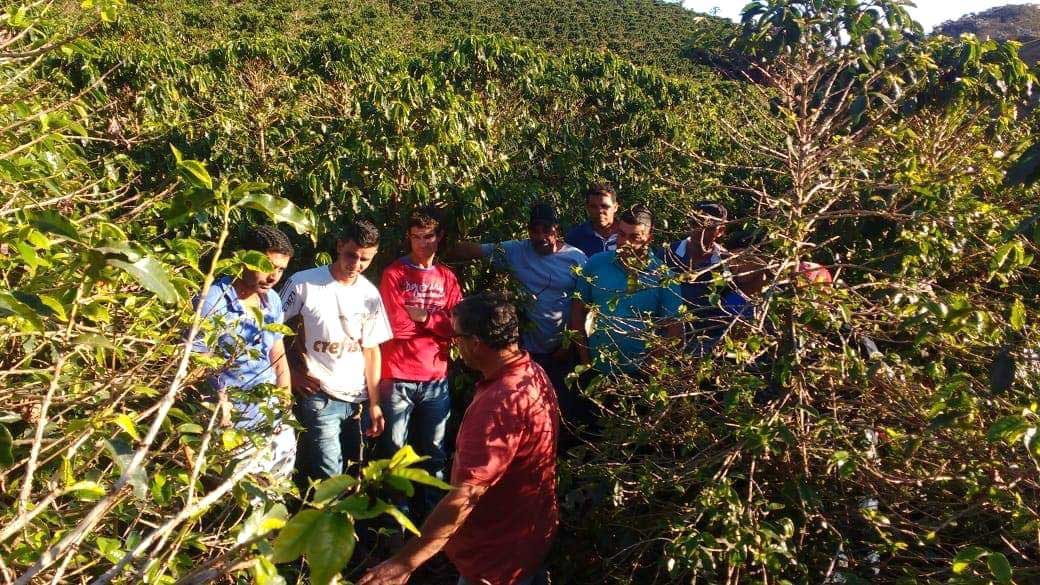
[{"xmin": 379, "ymin": 257, "xmax": 462, "ymax": 381}]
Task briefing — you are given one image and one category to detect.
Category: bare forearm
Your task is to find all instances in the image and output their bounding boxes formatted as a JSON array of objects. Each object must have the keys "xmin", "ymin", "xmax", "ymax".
[
  {"xmin": 363, "ymin": 346, "xmax": 381, "ymax": 403},
  {"xmin": 447, "ymin": 241, "xmax": 486, "ymax": 261},
  {"xmin": 569, "ymin": 300, "xmax": 591, "ymax": 364},
  {"xmin": 392, "ymin": 485, "xmax": 484, "ymax": 571},
  {"xmin": 270, "ymin": 340, "xmax": 291, "ymax": 390}
]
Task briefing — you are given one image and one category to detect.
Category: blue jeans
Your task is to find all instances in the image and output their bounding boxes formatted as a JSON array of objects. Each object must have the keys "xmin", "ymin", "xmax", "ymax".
[
  {"xmin": 292, "ymin": 392, "xmax": 368, "ymax": 498},
  {"xmin": 377, "ymin": 379, "xmax": 450, "ymax": 516}
]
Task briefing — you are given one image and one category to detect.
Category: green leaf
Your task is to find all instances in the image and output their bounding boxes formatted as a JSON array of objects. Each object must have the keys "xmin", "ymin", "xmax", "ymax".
[
  {"xmin": 389, "ymin": 445, "xmax": 425, "ymax": 470},
  {"xmin": 987, "ymin": 552, "xmax": 1012, "ymax": 583},
  {"xmin": 952, "ymin": 545, "xmax": 988, "ymax": 574},
  {"xmin": 0, "ymin": 423, "xmax": 13, "ymax": 468},
  {"xmin": 271, "ymin": 509, "xmax": 321, "ymax": 563},
  {"xmin": 311, "ymin": 475, "xmax": 359, "ymax": 506},
  {"xmin": 305, "ymin": 513, "xmax": 355, "ymax": 585},
  {"xmin": 67, "ymin": 480, "xmax": 106, "ymax": 500},
  {"xmin": 382, "ymin": 503, "xmax": 421, "ymax": 536},
  {"xmin": 238, "ymin": 250, "xmax": 276, "ymax": 273},
  {"xmin": 103, "ymin": 438, "xmax": 148, "ymax": 500},
  {"xmin": 1005, "ymin": 140, "xmax": 1040, "ymax": 186},
  {"xmin": 107, "ymin": 256, "xmax": 180, "ymax": 304},
  {"xmin": 236, "ymin": 193, "xmax": 315, "ymax": 238},
  {"xmin": 177, "ymin": 159, "xmax": 213, "ymax": 190},
  {"xmin": 29, "ymin": 211, "xmax": 80, "ymax": 241},
  {"xmin": 987, "ymin": 415, "xmax": 1030, "ymax": 443},
  {"xmin": 390, "ymin": 467, "xmax": 452, "ymax": 491},
  {"xmin": 113, "ymin": 413, "xmax": 141, "ymax": 441},
  {"xmin": 1010, "ymin": 298, "xmax": 1026, "ymax": 331}
]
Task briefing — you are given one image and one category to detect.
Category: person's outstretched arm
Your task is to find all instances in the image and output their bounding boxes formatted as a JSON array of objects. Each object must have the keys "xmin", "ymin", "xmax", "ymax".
[
  {"xmin": 357, "ymin": 483, "xmax": 489, "ymax": 585},
  {"xmin": 446, "ymin": 241, "xmax": 487, "ymax": 261}
]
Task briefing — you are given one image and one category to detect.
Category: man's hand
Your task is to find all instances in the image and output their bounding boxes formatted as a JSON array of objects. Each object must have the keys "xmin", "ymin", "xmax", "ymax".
[
  {"xmin": 357, "ymin": 557, "xmax": 413, "ymax": 585},
  {"xmin": 366, "ymin": 403, "xmax": 385, "ymax": 437},
  {"xmin": 217, "ymin": 391, "xmax": 233, "ymax": 428},
  {"xmin": 404, "ymin": 305, "xmax": 429, "ymax": 323},
  {"xmin": 290, "ymin": 364, "xmax": 321, "ymax": 396}
]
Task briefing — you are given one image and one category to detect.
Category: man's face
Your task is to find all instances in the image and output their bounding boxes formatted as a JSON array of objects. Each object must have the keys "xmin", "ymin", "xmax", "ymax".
[
  {"xmin": 241, "ymin": 251, "xmax": 291, "ymax": 294},
  {"xmin": 407, "ymin": 225, "xmax": 442, "ymax": 260},
  {"xmin": 452, "ymin": 317, "xmax": 480, "ymax": 369},
  {"xmin": 687, "ymin": 216, "xmax": 725, "ymax": 252},
  {"xmin": 335, "ymin": 239, "xmax": 378, "ymax": 282},
  {"xmin": 585, "ymin": 194, "xmax": 618, "ymax": 229},
  {"xmin": 616, "ymin": 220, "xmax": 652, "ymax": 253},
  {"xmin": 528, "ymin": 222, "xmax": 560, "ymax": 256}
]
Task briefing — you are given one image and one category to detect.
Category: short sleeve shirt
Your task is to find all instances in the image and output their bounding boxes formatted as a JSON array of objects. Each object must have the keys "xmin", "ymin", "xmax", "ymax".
[
  {"xmin": 575, "ymin": 250, "xmax": 682, "ymax": 374},
  {"xmin": 445, "ymin": 355, "xmax": 559, "ymax": 585},
  {"xmin": 280, "ymin": 267, "xmax": 393, "ymax": 402},
  {"xmin": 479, "ymin": 240, "xmax": 587, "ymax": 354},
  {"xmin": 192, "ymin": 275, "xmax": 284, "ymax": 391}
]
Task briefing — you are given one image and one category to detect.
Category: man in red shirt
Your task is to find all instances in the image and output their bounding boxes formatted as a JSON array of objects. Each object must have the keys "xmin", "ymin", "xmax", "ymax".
[
  {"xmin": 377, "ymin": 206, "xmax": 462, "ymax": 517},
  {"xmin": 359, "ymin": 294, "xmax": 559, "ymax": 585}
]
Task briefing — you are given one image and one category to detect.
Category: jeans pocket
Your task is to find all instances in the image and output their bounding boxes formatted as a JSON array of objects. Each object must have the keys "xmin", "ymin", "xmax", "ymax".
[{"xmin": 293, "ymin": 393, "xmax": 329, "ymax": 423}]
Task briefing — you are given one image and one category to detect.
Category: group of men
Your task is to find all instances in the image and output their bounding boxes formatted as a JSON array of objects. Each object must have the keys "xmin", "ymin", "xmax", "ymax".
[{"xmin": 193, "ymin": 183, "xmax": 768, "ymax": 585}]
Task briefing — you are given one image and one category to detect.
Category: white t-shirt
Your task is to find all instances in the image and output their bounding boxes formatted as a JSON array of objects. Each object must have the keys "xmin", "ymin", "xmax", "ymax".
[{"xmin": 281, "ymin": 266, "xmax": 392, "ymax": 402}]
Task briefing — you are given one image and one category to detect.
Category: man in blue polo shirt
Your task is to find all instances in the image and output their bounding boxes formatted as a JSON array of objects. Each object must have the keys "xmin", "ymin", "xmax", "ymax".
[
  {"xmin": 565, "ymin": 182, "xmax": 620, "ymax": 258},
  {"xmin": 570, "ymin": 205, "xmax": 682, "ymax": 376},
  {"xmin": 192, "ymin": 225, "xmax": 295, "ymax": 475}
]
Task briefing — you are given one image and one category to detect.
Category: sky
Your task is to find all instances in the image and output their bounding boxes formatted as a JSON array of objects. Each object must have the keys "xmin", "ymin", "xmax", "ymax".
[{"xmin": 681, "ymin": 1, "xmax": 1031, "ymax": 32}]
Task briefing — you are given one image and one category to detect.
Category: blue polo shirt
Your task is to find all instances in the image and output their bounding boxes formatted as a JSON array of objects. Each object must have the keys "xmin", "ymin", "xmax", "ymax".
[
  {"xmin": 481, "ymin": 240, "xmax": 587, "ymax": 354},
  {"xmin": 192, "ymin": 276, "xmax": 284, "ymax": 391},
  {"xmin": 575, "ymin": 250, "xmax": 682, "ymax": 374},
  {"xmin": 565, "ymin": 221, "xmax": 618, "ymax": 258}
]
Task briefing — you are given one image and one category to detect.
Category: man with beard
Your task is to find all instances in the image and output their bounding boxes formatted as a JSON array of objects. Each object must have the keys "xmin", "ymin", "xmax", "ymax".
[
  {"xmin": 192, "ymin": 225, "xmax": 296, "ymax": 475},
  {"xmin": 570, "ymin": 205, "xmax": 683, "ymax": 376},
  {"xmin": 280, "ymin": 219, "xmax": 393, "ymax": 497},
  {"xmin": 565, "ymin": 182, "xmax": 620, "ymax": 258},
  {"xmin": 452, "ymin": 203, "xmax": 586, "ymax": 410},
  {"xmin": 359, "ymin": 294, "xmax": 558, "ymax": 585}
]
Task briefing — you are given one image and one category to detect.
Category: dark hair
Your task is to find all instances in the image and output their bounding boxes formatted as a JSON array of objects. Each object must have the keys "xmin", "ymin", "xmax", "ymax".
[
  {"xmin": 406, "ymin": 205, "xmax": 444, "ymax": 234},
  {"xmin": 452, "ymin": 293, "xmax": 520, "ymax": 350},
  {"xmin": 528, "ymin": 202, "xmax": 559, "ymax": 227},
  {"xmin": 619, "ymin": 204, "xmax": 653, "ymax": 228},
  {"xmin": 339, "ymin": 219, "xmax": 380, "ymax": 248},
  {"xmin": 241, "ymin": 225, "xmax": 294, "ymax": 256},
  {"xmin": 690, "ymin": 201, "xmax": 729, "ymax": 224},
  {"xmin": 585, "ymin": 182, "xmax": 618, "ymax": 204}
]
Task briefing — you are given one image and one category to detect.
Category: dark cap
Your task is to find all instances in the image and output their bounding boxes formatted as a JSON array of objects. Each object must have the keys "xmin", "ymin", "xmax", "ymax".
[
  {"xmin": 529, "ymin": 202, "xmax": 559, "ymax": 226},
  {"xmin": 619, "ymin": 204, "xmax": 653, "ymax": 228},
  {"xmin": 689, "ymin": 202, "xmax": 728, "ymax": 226}
]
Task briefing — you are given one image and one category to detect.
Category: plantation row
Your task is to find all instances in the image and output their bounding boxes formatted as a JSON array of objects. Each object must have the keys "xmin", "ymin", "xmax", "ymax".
[{"xmin": 3, "ymin": 0, "xmax": 1040, "ymax": 583}]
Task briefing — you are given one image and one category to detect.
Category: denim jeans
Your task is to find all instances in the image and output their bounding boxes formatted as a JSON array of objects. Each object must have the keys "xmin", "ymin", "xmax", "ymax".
[
  {"xmin": 457, "ymin": 568, "xmax": 547, "ymax": 585},
  {"xmin": 377, "ymin": 379, "xmax": 450, "ymax": 516},
  {"xmin": 292, "ymin": 392, "xmax": 367, "ymax": 498}
]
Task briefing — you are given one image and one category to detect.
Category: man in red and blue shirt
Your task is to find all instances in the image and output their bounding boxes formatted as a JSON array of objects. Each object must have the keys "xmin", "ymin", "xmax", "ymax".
[{"xmin": 378, "ymin": 206, "xmax": 462, "ymax": 517}]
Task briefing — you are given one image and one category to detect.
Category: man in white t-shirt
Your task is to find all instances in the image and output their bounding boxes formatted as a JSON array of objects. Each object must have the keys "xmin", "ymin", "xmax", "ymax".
[{"xmin": 281, "ymin": 219, "xmax": 393, "ymax": 497}]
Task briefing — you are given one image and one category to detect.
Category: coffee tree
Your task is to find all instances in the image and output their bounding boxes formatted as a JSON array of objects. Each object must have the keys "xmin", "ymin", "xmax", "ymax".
[{"xmin": 556, "ymin": 1, "xmax": 1040, "ymax": 583}]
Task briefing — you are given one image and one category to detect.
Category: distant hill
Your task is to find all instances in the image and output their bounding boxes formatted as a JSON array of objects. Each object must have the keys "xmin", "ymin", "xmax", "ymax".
[
  {"xmin": 114, "ymin": 0, "xmax": 735, "ymax": 75},
  {"xmin": 934, "ymin": 3, "xmax": 1040, "ymax": 65}
]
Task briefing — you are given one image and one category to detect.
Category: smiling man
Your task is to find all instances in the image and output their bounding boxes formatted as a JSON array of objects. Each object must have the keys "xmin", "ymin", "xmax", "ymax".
[
  {"xmin": 451, "ymin": 202, "xmax": 587, "ymax": 406},
  {"xmin": 280, "ymin": 219, "xmax": 393, "ymax": 497}
]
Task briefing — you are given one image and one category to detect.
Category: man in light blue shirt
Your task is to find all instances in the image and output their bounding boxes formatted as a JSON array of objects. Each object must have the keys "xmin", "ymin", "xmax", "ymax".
[
  {"xmin": 570, "ymin": 205, "xmax": 682, "ymax": 376},
  {"xmin": 452, "ymin": 203, "xmax": 587, "ymax": 405}
]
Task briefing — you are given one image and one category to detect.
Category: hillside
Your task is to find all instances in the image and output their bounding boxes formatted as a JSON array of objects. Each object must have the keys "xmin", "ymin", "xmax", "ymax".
[
  {"xmin": 935, "ymin": 3, "xmax": 1040, "ymax": 64},
  {"xmin": 113, "ymin": 0, "xmax": 735, "ymax": 75}
]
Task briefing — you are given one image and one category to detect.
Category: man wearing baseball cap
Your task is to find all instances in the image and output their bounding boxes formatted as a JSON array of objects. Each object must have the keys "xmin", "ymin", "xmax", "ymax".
[{"xmin": 452, "ymin": 202, "xmax": 587, "ymax": 413}]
